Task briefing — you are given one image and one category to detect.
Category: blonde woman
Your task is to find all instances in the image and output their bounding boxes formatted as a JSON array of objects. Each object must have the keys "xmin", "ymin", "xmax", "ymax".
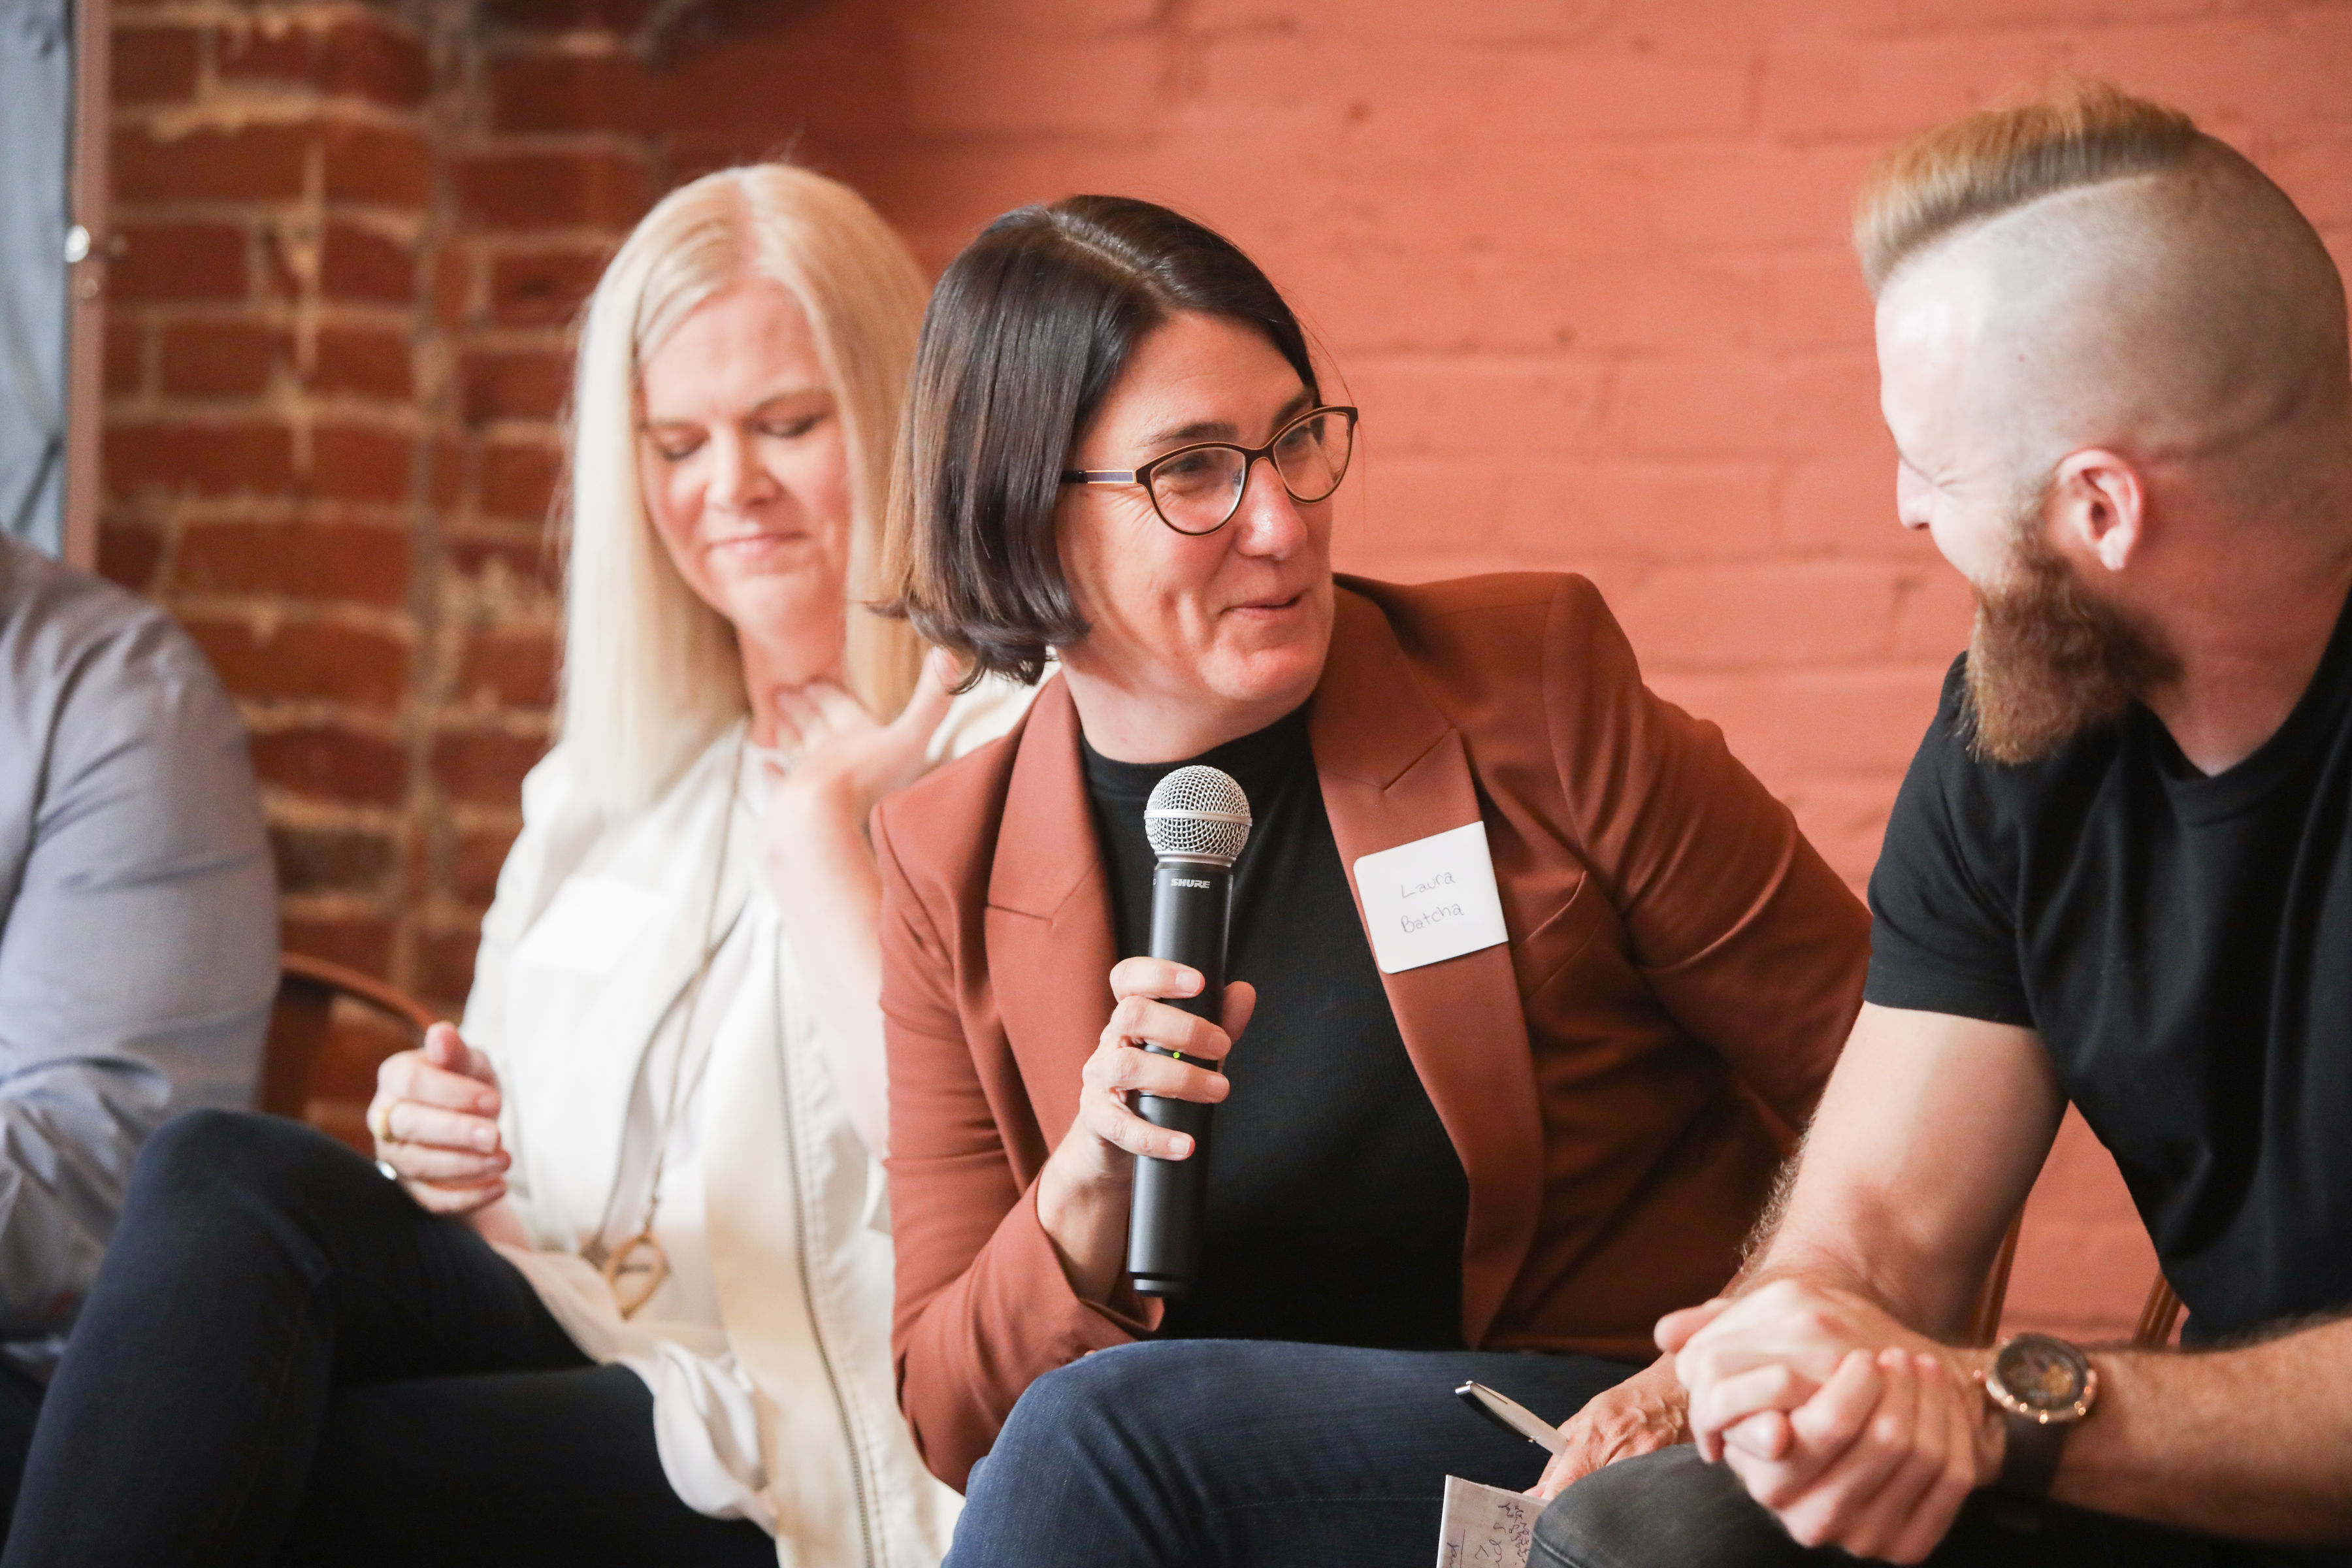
[{"xmin": 0, "ymin": 166, "xmax": 1024, "ymax": 1568}]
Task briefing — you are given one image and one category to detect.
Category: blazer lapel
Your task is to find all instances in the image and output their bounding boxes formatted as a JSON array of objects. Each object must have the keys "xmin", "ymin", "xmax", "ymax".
[
  {"xmin": 985, "ymin": 678, "xmax": 1119, "ymax": 1180},
  {"xmin": 1313, "ymin": 587, "xmax": 1545, "ymax": 1347}
]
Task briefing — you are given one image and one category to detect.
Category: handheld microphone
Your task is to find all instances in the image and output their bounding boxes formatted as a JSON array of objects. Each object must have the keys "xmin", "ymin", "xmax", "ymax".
[{"xmin": 1126, "ymin": 764, "xmax": 1252, "ymax": 1298}]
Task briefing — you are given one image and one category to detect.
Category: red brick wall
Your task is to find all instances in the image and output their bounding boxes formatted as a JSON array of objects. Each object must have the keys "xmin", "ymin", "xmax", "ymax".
[
  {"xmin": 102, "ymin": 0, "xmax": 647, "ymax": 1013},
  {"xmin": 106, "ymin": 0, "xmax": 442, "ymax": 987},
  {"xmin": 103, "ymin": 0, "xmax": 2352, "ymax": 1334}
]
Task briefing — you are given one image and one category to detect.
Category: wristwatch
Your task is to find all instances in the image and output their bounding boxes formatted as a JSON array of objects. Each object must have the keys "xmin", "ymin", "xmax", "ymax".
[{"xmin": 1982, "ymin": 1332, "xmax": 2099, "ymax": 1496}]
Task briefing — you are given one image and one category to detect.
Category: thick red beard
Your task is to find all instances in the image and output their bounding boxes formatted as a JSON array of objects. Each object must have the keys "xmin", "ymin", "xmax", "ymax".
[{"xmin": 1963, "ymin": 508, "xmax": 2182, "ymax": 765}]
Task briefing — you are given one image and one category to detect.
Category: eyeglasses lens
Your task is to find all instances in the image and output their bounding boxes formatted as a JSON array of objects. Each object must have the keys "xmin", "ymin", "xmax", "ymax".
[
  {"xmin": 1273, "ymin": 410, "xmax": 1351, "ymax": 504},
  {"xmin": 1148, "ymin": 447, "xmax": 1250, "ymax": 535},
  {"xmin": 1146, "ymin": 411, "xmax": 1355, "ymax": 535}
]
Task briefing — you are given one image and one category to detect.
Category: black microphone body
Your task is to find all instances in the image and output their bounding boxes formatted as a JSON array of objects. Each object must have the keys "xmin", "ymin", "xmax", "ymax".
[
  {"xmin": 1127, "ymin": 858, "xmax": 1230, "ymax": 1296},
  {"xmin": 1125, "ymin": 764, "xmax": 1252, "ymax": 1298}
]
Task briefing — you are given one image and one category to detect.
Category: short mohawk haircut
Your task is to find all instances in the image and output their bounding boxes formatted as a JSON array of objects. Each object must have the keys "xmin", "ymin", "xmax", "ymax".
[{"xmin": 1855, "ymin": 79, "xmax": 2200, "ymax": 293}]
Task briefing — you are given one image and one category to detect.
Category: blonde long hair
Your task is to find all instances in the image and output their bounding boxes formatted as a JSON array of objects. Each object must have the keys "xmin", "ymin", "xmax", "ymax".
[{"xmin": 561, "ymin": 165, "xmax": 930, "ymax": 817}]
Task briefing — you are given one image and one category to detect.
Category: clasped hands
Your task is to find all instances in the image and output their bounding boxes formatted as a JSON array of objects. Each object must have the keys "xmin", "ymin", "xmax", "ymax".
[{"xmin": 1535, "ymin": 1281, "xmax": 2002, "ymax": 1565}]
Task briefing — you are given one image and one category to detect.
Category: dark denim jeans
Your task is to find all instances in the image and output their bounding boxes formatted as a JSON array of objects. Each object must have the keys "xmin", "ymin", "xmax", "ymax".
[
  {"xmin": 0, "ymin": 1361, "xmax": 42, "ymax": 1543},
  {"xmin": 945, "ymin": 1337, "xmax": 1641, "ymax": 1568},
  {"xmin": 1, "ymin": 1109, "xmax": 774, "ymax": 1568},
  {"xmin": 1535, "ymin": 1445, "xmax": 2352, "ymax": 1568}
]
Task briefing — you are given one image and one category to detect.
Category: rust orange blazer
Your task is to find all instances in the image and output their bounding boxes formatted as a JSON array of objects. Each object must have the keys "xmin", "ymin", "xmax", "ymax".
[{"xmin": 873, "ymin": 573, "xmax": 1870, "ymax": 1489}]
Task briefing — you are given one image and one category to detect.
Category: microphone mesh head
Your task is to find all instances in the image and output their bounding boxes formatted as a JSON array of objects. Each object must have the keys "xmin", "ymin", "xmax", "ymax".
[{"xmin": 1144, "ymin": 766, "xmax": 1252, "ymax": 865}]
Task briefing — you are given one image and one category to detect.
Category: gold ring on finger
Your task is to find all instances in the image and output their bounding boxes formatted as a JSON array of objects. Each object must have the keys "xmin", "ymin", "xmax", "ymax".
[{"xmin": 368, "ymin": 1100, "xmax": 399, "ymax": 1146}]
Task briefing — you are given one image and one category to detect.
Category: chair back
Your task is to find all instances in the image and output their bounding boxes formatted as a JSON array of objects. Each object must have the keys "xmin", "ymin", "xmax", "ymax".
[
  {"xmin": 1966, "ymin": 1213, "xmax": 2025, "ymax": 1346},
  {"xmin": 2133, "ymin": 1277, "xmax": 2183, "ymax": 1348},
  {"xmin": 1972, "ymin": 1206, "xmax": 2182, "ymax": 1350}
]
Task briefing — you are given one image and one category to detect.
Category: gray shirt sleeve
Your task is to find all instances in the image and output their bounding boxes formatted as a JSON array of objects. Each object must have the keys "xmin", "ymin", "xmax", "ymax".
[{"xmin": 0, "ymin": 548, "xmax": 276, "ymax": 1347}]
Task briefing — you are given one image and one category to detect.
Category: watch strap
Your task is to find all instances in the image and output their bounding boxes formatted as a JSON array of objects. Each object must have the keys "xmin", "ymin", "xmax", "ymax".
[{"xmin": 1995, "ymin": 1409, "xmax": 2068, "ymax": 1497}]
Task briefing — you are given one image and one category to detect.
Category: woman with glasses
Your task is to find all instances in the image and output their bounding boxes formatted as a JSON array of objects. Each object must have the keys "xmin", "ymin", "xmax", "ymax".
[{"xmin": 871, "ymin": 195, "xmax": 1876, "ymax": 1567}]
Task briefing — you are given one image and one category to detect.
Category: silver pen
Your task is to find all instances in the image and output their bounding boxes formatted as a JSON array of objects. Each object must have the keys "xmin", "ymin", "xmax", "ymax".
[{"xmin": 1454, "ymin": 1380, "xmax": 1569, "ymax": 1456}]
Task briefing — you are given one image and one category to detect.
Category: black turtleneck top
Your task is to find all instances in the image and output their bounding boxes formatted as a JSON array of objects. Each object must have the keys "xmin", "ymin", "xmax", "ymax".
[{"xmin": 1079, "ymin": 703, "xmax": 1469, "ymax": 1348}]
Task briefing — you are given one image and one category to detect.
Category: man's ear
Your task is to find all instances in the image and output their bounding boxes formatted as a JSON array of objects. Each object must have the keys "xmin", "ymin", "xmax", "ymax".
[{"xmin": 2048, "ymin": 449, "xmax": 2146, "ymax": 573}]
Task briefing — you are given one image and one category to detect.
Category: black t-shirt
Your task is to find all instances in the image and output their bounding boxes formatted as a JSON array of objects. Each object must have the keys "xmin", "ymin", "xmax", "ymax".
[
  {"xmin": 1867, "ymin": 594, "xmax": 2352, "ymax": 1341},
  {"xmin": 1080, "ymin": 703, "xmax": 1469, "ymax": 1348}
]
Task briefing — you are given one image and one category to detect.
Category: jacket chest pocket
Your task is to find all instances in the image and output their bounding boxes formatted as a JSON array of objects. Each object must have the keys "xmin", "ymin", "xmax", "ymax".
[
  {"xmin": 499, "ymin": 874, "xmax": 666, "ymax": 1240},
  {"xmin": 504, "ymin": 879, "xmax": 663, "ymax": 1068},
  {"xmin": 1510, "ymin": 873, "xmax": 1625, "ymax": 1003}
]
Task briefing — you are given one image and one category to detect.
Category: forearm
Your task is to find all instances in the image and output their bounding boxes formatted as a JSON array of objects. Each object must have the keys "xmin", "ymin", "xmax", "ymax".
[
  {"xmin": 0, "ymin": 1061, "xmax": 174, "ymax": 1338},
  {"xmin": 2054, "ymin": 1323, "xmax": 2352, "ymax": 1544},
  {"xmin": 1737, "ymin": 1005, "xmax": 2059, "ymax": 1340},
  {"xmin": 1740, "ymin": 1192, "xmax": 1983, "ymax": 1342},
  {"xmin": 768, "ymin": 795, "xmax": 892, "ymax": 1158},
  {"xmin": 464, "ymin": 1195, "xmax": 531, "ymax": 1250}
]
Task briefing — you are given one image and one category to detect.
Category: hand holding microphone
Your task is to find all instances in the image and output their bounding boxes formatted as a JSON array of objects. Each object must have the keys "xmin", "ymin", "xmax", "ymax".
[
  {"xmin": 1035, "ymin": 766, "xmax": 1254, "ymax": 1305},
  {"xmin": 1126, "ymin": 766, "xmax": 1252, "ymax": 1296}
]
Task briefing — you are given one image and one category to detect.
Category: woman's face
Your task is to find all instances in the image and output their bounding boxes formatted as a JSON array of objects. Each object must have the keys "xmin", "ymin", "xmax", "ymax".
[
  {"xmin": 638, "ymin": 277, "xmax": 853, "ymax": 688},
  {"xmin": 1055, "ymin": 312, "xmax": 1336, "ymax": 751}
]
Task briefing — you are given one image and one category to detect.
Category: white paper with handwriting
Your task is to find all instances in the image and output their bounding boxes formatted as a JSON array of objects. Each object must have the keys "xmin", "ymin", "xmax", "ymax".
[
  {"xmin": 1353, "ymin": 821, "xmax": 1509, "ymax": 973},
  {"xmin": 1435, "ymin": 1475, "xmax": 1537, "ymax": 1568}
]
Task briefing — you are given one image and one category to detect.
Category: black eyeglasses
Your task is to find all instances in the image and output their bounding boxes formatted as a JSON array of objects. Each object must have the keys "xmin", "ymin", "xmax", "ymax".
[{"xmin": 1060, "ymin": 405, "xmax": 1359, "ymax": 537}]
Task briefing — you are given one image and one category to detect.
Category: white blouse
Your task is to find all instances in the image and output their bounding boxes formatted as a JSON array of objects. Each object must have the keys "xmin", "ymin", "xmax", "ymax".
[
  {"xmin": 497, "ymin": 743, "xmax": 794, "ymax": 1526},
  {"xmin": 467, "ymin": 681, "xmax": 1035, "ymax": 1560}
]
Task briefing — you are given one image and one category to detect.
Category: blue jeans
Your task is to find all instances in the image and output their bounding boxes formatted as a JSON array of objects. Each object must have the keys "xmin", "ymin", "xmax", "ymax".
[
  {"xmin": 945, "ymin": 1337, "xmax": 1639, "ymax": 1568},
  {"xmin": 1535, "ymin": 1445, "xmax": 2352, "ymax": 1568}
]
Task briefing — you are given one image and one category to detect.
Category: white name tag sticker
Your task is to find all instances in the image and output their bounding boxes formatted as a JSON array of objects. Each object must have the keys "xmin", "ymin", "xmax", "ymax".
[{"xmin": 1353, "ymin": 821, "xmax": 1509, "ymax": 975}]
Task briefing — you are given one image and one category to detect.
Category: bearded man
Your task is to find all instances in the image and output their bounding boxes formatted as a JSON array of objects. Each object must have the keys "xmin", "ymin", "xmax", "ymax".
[{"xmin": 1531, "ymin": 82, "xmax": 2352, "ymax": 1567}]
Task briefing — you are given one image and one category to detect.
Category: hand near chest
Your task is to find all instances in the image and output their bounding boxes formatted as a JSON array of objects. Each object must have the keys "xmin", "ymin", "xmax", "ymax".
[
  {"xmin": 760, "ymin": 653, "xmax": 956, "ymax": 865},
  {"xmin": 760, "ymin": 653, "xmax": 965, "ymax": 1158}
]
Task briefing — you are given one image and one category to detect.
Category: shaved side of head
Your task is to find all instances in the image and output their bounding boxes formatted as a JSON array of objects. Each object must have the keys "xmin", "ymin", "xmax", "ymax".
[
  {"xmin": 1858, "ymin": 83, "xmax": 2198, "ymax": 296},
  {"xmin": 1862, "ymin": 82, "xmax": 2351, "ymax": 510}
]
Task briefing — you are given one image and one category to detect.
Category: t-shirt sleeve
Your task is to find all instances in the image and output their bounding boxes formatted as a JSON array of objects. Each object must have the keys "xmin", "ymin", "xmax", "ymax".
[{"xmin": 1865, "ymin": 659, "xmax": 2034, "ymax": 1028}]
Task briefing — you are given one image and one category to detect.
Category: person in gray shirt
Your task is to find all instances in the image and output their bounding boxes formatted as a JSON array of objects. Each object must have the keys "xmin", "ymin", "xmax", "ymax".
[{"xmin": 0, "ymin": 532, "xmax": 274, "ymax": 1504}]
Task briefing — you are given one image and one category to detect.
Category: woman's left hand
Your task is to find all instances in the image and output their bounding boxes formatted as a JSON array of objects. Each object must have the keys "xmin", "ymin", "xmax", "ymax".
[{"xmin": 764, "ymin": 649, "xmax": 958, "ymax": 852}]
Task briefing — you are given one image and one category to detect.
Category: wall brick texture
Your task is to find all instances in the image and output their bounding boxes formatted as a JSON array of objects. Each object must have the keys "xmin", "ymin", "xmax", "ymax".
[
  {"xmin": 103, "ymin": 0, "xmax": 2352, "ymax": 1335},
  {"xmin": 105, "ymin": 0, "xmax": 575, "ymax": 1013}
]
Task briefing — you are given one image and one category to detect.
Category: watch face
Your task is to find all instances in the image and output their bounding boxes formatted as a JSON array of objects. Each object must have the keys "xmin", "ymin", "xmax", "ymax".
[{"xmin": 1996, "ymin": 1333, "xmax": 2091, "ymax": 1414}]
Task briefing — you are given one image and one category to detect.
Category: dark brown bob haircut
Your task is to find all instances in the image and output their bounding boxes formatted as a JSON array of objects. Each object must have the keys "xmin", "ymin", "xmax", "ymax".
[{"xmin": 887, "ymin": 195, "xmax": 1320, "ymax": 687}]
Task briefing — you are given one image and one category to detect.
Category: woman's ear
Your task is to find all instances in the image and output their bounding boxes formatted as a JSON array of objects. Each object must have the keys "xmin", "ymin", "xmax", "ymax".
[{"xmin": 2048, "ymin": 448, "xmax": 2148, "ymax": 574}]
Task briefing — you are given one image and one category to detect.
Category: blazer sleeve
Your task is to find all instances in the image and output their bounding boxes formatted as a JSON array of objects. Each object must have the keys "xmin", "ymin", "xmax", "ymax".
[
  {"xmin": 1542, "ymin": 576, "xmax": 1869, "ymax": 1127},
  {"xmin": 874, "ymin": 806, "xmax": 1145, "ymax": 1492}
]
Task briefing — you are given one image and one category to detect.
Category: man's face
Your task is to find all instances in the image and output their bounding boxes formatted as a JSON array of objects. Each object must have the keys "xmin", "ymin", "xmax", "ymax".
[
  {"xmin": 1877, "ymin": 259, "xmax": 2180, "ymax": 764},
  {"xmin": 1876, "ymin": 264, "xmax": 2021, "ymax": 591}
]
